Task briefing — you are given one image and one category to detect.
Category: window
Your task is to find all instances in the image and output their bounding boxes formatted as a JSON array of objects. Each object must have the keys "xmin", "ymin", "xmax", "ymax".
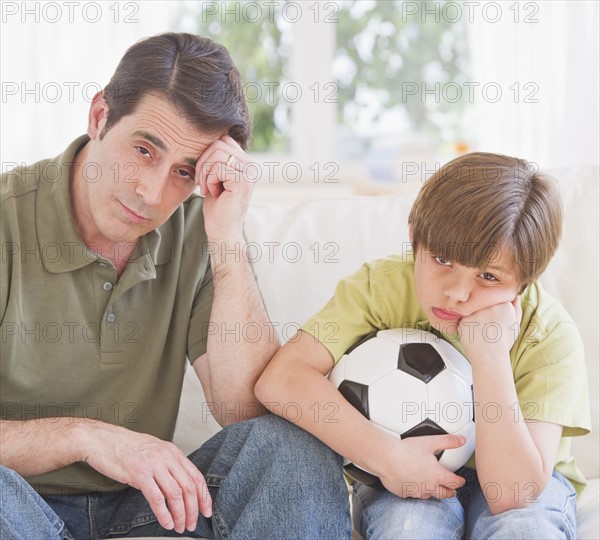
[{"xmin": 174, "ymin": 0, "xmax": 472, "ymax": 185}]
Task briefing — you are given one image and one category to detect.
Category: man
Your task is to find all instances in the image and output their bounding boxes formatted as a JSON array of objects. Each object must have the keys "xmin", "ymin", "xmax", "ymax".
[{"xmin": 0, "ymin": 33, "xmax": 350, "ymax": 539}]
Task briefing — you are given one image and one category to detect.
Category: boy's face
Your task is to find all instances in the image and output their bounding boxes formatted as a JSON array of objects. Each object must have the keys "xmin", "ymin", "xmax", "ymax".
[{"xmin": 413, "ymin": 244, "xmax": 522, "ymax": 334}]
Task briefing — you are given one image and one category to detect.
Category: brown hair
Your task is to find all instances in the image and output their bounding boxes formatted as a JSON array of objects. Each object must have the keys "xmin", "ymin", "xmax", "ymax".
[
  {"xmin": 101, "ymin": 33, "xmax": 251, "ymax": 149},
  {"xmin": 408, "ymin": 152, "xmax": 563, "ymax": 287}
]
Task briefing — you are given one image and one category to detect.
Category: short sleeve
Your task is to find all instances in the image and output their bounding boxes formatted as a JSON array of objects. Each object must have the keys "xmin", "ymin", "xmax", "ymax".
[
  {"xmin": 300, "ymin": 259, "xmax": 420, "ymax": 362},
  {"xmin": 187, "ymin": 261, "xmax": 214, "ymax": 363},
  {"xmin": 513, "ymin": 317, "xmax": 591, "ymax": 437}
]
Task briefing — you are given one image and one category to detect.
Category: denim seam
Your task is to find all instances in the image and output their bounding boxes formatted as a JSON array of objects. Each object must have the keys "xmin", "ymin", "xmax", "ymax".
[
  {"xmin": 211, "ymin": 508, "xmax": 229, "ymax": 540},
  {"xmin": 559, "ymin": 490, "xmax": 577, "ymax": 538},
  {"xmin": 105, "ymin": 512, "xmax": 157, "ymax": 536}
]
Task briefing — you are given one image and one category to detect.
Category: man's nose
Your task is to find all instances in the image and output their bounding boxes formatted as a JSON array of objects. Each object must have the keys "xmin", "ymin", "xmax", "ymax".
[{"xmin": 135, "ymin": 171, "xmax": 168, "ymax": 206}]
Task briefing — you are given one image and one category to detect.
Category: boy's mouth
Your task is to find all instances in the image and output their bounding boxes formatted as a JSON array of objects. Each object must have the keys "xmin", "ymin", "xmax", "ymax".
[{"xmin": 432, "ymin": 307, "xmax": 463, "ymax": 321}]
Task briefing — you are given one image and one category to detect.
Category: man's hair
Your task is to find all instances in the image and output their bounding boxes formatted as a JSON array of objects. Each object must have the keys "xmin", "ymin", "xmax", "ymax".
[
  {"xmin": 408, "ymin": 152, "xmax": 563, "ymax": 287},
  {"xmin": 101, "ymin": 32, "xmax": 251, "ymax": 149}
]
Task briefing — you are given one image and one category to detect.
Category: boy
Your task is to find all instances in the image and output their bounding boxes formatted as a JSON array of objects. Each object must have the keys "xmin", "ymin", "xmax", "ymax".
[{"xmin": 255, "ymin": 153, "xmax": 591, "ymax": 539}]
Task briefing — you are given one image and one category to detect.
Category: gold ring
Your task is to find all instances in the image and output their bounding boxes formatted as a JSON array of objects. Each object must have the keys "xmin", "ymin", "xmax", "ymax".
[{"xmin": 226, "ymin": 154, "xmax": 235, "ymax": 167}]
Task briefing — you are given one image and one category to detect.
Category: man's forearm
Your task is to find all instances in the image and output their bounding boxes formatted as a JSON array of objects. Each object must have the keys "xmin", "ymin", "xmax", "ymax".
[
  {"xmin": 206, "ymin": 237, "xmax": 279, "ymax": 423},
  {"xmin": 0, "ymin": 418, "xmax": 86, "ymax": 476}
]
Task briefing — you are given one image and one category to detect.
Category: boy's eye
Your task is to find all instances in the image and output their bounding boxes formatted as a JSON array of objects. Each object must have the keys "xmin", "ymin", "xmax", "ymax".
[
  {"xmin": 481, "ymin": 272, "xmax": 498, "ymax": 281},
  {"xmin": 434, "ymin": 255, "xmax": 452, "ymax": 266}
]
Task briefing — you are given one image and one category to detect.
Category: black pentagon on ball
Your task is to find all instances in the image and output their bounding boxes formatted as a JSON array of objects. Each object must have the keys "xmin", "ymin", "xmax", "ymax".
[
  {"xmin": 401, "ymin": 418, "xmax": 448, "ymax": 460},
  {"xmin": 338, "ymin": 380, "xmax": 369, "ymax": 419},
  {"xmin": 397, "ymin": 343, "xmax": 445, "ymax": 383}
]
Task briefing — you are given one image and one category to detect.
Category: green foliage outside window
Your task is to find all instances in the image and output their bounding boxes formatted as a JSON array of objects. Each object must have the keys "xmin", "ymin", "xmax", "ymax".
[
  {"xmin": 172, "ymin": 1, "xmax": 291, "ymax": 153},
  {"xmin": 173, "ymin": 1, "xmax": 470, "ymax": 153}
]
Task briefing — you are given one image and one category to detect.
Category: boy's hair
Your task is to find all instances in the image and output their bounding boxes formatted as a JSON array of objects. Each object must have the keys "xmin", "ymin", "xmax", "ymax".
[
  {"xmin": 408, "ymin": 152, "xmax": 563, "ymax": 288},
  {"xmin": 101, "ymin": 32, "xmax": 251, "ymax": 149}
]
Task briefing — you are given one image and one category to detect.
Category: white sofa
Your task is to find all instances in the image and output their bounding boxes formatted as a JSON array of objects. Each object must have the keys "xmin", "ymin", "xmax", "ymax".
[{"xmin": 173, "ymin": 165, "xmax": 599, "ymax": 539}]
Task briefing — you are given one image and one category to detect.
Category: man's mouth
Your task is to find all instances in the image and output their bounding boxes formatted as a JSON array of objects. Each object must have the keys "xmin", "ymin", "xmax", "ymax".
[
  {"xmin": 432, "ymin": 307, "xmax": 464, "ymax": 321},
  {"xmin": 118, "ymin": 201, "xmax": 150, "ymax": 224}
]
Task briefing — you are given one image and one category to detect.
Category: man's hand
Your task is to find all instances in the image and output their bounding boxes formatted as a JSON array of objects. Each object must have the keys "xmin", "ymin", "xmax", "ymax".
[
  {"xmin": 376, "ymin": 434, "xmax": 467, "ymax": 499},
  {"xmin": 82, "ymin": 423, "xmax": 212, "ymax": 534},
  {"xmin": 458, "ymin": 296, "xmax": 522, "ymax": 364},
  {"xmin": 195, "ymin": 135, "xmax": 257, "ymax": 242}
]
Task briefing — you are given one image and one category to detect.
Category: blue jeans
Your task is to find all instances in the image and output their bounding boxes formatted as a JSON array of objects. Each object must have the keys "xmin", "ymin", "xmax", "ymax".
[
  {"xmin": 0, "ymin": 415, "xmax": 351, "ymax": 539},
  {"xmin": 352, "ymin": 467, "xmax": 578, "ymax": 539}
]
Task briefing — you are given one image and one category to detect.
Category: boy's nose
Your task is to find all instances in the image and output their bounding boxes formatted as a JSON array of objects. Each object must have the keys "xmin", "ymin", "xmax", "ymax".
[{"xmin": 443, "ymin": 277, "xmax": 471, "ymax": 303}]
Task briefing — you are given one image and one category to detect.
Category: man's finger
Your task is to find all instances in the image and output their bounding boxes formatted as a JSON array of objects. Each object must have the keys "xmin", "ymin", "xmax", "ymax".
[
  {"xmin": 179, "ymin": 458, "xmax": 213, "ymax": 519},
  {"xmin": 154, "ymin": 471, "xmax": 187, "ymax": 534},
  {"xmin": 138, "ymin": 480, "xmax": 174, "ymax": 531},
  {"xmin": 169, "ymin": 462, "xmax": 201, "ymax": 532}
]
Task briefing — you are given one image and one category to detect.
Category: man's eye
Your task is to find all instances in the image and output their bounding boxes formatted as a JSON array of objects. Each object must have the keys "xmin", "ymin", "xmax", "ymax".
[
  {"xmin": 136, "ymin": 146, "xmax": 151, "ymax": 157},
  {"xmin": 435, "ymin": 256, "xmax": 452, "ymax": 266},
  {"xmin": 177, "ymin": 169, "xmax": 194, "ymax": 180}
]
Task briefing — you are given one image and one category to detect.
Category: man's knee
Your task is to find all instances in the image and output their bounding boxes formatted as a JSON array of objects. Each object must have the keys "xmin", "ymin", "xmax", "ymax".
[
  {"xmin": 0, "ymin": 466, "xmax": 33, "ymax": 504},
  {"xmin": 248, "ymin": 414, "xmax": 343, "ymax": 463}
]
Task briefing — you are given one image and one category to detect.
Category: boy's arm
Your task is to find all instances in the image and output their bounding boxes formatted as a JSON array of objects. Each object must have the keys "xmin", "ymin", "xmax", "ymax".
[
  {"xmin": 459, "ymin": 298, "xmax": 563, "ymax": 514},
  {"xmin": 255, "ymin": 330, "xmax": 467, "ymax": 499}
]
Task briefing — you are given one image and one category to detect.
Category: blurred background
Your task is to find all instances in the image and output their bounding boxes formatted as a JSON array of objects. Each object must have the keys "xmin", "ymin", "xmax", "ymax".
[{"xmin": 2, "ymin": 0, "xmax": 598, "ymax": 204}]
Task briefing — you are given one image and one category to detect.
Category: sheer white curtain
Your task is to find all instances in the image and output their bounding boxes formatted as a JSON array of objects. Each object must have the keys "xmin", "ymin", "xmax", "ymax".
[
  {"xmin": 467, "ymin": 0, "xmax": 599, "ymax": 168},
  {"xmin": 1, "ymin": 1, "xmax": 174, "ymax": 167}
]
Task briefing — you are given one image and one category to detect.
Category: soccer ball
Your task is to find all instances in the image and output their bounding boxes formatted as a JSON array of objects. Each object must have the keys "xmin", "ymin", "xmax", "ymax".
[{"xmin": 328, "ymin": 328, "xmax": 475, "ymax": 488}]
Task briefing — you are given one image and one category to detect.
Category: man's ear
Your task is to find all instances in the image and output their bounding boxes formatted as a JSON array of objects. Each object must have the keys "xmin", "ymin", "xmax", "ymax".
[{"xmin": 87, "ymin": 91, "xmax": 108, "ymax": 140}]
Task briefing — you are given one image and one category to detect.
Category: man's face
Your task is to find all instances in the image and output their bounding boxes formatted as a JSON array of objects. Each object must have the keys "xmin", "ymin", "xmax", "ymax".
[
  {"xmin": 413, "ymin": 244, "xmax": 521, "ymax": 334},
  {"xmin": 77, "ymin": 93, "xmax": 219, "ymax": 245}
]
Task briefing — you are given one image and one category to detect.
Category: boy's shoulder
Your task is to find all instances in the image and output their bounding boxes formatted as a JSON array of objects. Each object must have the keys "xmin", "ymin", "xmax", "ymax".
[{"xmin": 362, "ymin": 252, "xmax": 415, "ymax": 279}]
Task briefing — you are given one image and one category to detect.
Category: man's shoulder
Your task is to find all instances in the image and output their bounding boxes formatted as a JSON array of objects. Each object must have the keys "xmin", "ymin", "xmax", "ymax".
[{"xmin": 0, "ymin": 159, "xmax": 48, "ymax": 205}]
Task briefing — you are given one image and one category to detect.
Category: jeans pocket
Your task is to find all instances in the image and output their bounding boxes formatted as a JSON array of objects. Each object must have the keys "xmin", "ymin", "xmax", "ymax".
[{"xmin": 104, "ymin": 511, "xmax": 157, "ymax": 537}]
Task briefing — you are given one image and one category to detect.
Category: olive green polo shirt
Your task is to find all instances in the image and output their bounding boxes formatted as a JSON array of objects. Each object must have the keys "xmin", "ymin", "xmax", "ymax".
[{"xmin": 1, "ymin": 135, "xmax": 213, "ymax": 494}]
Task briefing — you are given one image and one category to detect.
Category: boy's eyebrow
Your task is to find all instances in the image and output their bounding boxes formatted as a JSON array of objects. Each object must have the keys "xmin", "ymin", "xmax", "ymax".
[
  {"xmin": 485, "ymin": 264, "xmax": 509, "ymax": 274},
  {"xmin": 132, "ymin": 130, "xmax": 198, "ymax": 167}
]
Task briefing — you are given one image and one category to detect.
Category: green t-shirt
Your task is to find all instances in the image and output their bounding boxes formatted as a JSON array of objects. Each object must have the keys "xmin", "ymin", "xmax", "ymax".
[
  {"xmin": 302, "ymin": 254, "xmax": 591, "ymax": 495},
  {"xmin": 1, "ymin": 136, "xmax": 214, "ymax": 494}
]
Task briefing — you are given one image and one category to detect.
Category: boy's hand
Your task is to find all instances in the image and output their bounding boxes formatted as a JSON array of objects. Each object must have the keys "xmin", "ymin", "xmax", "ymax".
[
  {"xmin": 458, "ymin": 296, "xmax": 522, "ymax": 364},
  {"xmin": 376, "ymin": 434, "xmax": 466, "ymax": 499}
]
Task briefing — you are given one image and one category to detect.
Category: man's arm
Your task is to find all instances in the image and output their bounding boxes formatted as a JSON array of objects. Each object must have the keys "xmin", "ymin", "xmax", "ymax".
[
  {"xmin": 193, "ymin": 135, "xmax": 278, "ymax": 426},
  {"xmin": 0, "ymin": 418, "xmax": 212, "ymax": 533}
]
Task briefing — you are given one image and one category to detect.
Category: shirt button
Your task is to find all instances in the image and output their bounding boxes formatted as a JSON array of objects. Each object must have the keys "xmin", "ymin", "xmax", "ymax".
[
  {"xmin": 107, "ymin": 313, "xmax": 116, "ymax": 324},
  {"xmin": 98, "ymin": 262, "xmax": 108, "ymax": 268},
  {"xmin": 103, "ymin": 282, "xmax": 113, "ymax": 291}
]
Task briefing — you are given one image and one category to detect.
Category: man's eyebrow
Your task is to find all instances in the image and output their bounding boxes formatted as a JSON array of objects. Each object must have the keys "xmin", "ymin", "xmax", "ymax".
[
  {"xmin": 133, "ymin": 130, "xmax": 199, "ymax": 167},
  {"xmin": 133, "ymin": 130, "xmax": 166, "ymax": 151}
]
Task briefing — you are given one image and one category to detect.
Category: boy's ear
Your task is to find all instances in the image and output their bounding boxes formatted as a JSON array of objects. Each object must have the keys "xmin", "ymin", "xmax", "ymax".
[{"xmin": 87, "ymin": 91, "xmax": 109, "ymax": 140}]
